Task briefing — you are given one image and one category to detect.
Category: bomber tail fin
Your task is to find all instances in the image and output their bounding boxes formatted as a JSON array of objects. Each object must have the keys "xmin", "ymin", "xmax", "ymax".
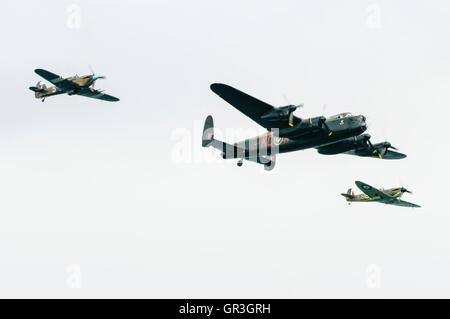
[
  {"xmin": 201, "ymin": 115, "xmax": 239, "ymax": 156},
  {"xmin": 201, "ymin": 115, "xmax": 275, "ymax": 171}
]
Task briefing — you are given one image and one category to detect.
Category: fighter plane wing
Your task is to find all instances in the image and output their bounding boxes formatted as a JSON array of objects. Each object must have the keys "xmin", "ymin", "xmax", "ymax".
[
  {"xmin": 210, "ymin": 83, "xmax": 301, "ymax": 130},
  {"xmin": 388, "ymin": 199, "xmax": 421, "ymax": 208},
  {"xmin": 76, "ymin": 88, "xmax": 120, "ymax": 102},
  {"xmin": 355, "ymin": 181, "xmax": 393, "ymax": 200},
  {"xmin": 34, "ymin": 69, "xmax": 80, "ymax": 90}
]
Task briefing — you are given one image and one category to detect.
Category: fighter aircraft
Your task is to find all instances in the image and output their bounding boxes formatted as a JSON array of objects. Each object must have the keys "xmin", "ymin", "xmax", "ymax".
[
  {"xmin": 202, "ymin": 83, "xmax": 406, "ymax": 170},
  {"xmin": 341, "ymin": 181, "xmax": 421, "ymax": 207},
  {"xmin": 29, "ymin": 69, "xmax": 119, "ymax": 102}
]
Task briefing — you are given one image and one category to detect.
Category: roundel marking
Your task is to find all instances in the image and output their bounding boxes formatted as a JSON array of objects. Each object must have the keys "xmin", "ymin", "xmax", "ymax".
[{"xmin": 274, "ymin": 137, "xmax": 283, "ymax": 145}]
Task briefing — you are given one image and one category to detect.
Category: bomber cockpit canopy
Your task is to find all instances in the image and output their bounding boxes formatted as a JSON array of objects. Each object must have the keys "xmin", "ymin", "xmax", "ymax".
[{"xmin": 329, "ymin": 112, "xmax": 353, "ymax": 119}]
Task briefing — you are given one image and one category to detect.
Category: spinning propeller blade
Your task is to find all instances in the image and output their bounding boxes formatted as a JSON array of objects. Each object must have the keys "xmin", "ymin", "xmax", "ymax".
[
  {"xmin": 287, "ymin": 104, "xmax": 302, "ymax": 127},
  {"xmin": 367, "ymin": 139, "xmax": 382, "ymax": 158},
  {"xmin": 89, "ymin": 66, "xmax": 106, "ymax": 89},
  {"xmin": 317, "ymin": 116, "xmax": 333, "ymax": 136},
  {"xmin": 401, "ymin": 187, "xmax": 412, "ymax": 194},
  {"xmin": 323, "ymin": 121, "xmax": 333, "ymax": 136},
  {"xmin": 366, "ymin": 139, "xmax": 399, "ymax": 159},
  {"xmin": 288, "ymin": 111, "xmax": 294, "ymax": 127}
]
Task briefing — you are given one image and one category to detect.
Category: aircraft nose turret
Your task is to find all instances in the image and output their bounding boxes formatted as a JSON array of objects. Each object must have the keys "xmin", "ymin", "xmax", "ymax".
[
  {"xmin": 358, "ymin": 115, "xmax": 367, "ymax": 131},
  {"xmin": 359, "ymin": 115, "xmax": 367, "ymax": 125}
]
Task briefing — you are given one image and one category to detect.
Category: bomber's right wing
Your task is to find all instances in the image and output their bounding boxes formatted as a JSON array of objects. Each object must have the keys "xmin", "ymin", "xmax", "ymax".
[
  {"xmin": 355, "ymin": 181, "xmax": 393, "ymax": 200},
  {"xmin": 346, "ymin": 148, "xmax": 407, "ymax": 160},
  {"xmin": 34, "ymin": 69, "xmax": 80, "ymax": 90},
  {"xmin": 378, "ymin": 149, "xmax": 407, "ymax": 159},
  {"xmin": 210, "ymin": 83, "xmax": 301, "ymax": 130}
]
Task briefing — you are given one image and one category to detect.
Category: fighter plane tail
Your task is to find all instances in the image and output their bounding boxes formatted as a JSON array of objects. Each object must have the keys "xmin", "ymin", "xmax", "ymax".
[
  {"xmin": 29, "ymin": 81, "xmax": 48, "ymax": 98},
  {"xmin": 36, "ymin": 81, "xmax": 47, "ymax": 92},
  {"xmin": 340, "ymin": 188, "xmax": 354, "ymax": 199},
  {"xmin": 202, "ymin": 115, "xmax": 215, "ymax": 147}
]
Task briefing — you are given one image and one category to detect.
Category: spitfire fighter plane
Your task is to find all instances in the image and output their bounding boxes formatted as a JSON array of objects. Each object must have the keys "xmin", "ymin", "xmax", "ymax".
[
  {"xmin": 202, "ymin": 83, "xmax": 406, "ymax": 170},
  {"xmin": 29, "ymin": 69, "xmax": 119, "ymax": 102},
  {"xmin": 341, "ymin": 181, "xmax": 421, "ymax": 208}
]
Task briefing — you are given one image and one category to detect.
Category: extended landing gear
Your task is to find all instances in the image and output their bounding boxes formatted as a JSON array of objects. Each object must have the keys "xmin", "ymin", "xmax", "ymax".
[
  {"xmin": 237, "ymin": 159, "xmax": 243, "ymax": 167},
  {"xmin": 41, "ymin": 98, "xmax": 45, "ymax": 102}
]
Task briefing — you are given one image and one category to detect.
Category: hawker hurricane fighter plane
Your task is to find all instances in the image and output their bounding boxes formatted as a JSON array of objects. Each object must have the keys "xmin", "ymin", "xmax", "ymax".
[
  {"xmin": 202, "ymin": 83, "xmax": 406, "ymax": 170},
  {"xmin": 29, "ymin": 69, "xmax": 119, "ymax": 102},
  {"xmin": 341, "ymin": 181, "xmax": 421, "ymax": 208}
]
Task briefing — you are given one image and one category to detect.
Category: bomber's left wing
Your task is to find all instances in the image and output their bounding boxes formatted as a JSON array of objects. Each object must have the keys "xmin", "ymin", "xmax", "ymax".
[
  {"xmin": 388, "ymin": 199, "xmax": 421, "ymax": 208},
  {"xmin": 76, "ymin": 89, "xmax": 120, "ymax": 102},
  {"xmin": 34, "ymin": 69, "xmax": 80, "ymax": 90},
  {"xmin": 355, "ymin": 181, "xmax": 393, "ymax": 200},
  {"xmin": 210, "ymin": 83, "xmax": 301, "ymax": 130}
]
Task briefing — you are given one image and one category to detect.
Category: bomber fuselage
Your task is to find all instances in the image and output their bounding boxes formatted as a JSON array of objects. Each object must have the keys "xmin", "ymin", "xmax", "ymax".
[{"xmin": 233, "ymin": 113, "xmax": 367, "ymax": 157}]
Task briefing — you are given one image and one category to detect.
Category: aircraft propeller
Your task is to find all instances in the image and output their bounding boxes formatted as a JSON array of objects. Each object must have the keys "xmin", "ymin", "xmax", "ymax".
[
  {"xmin": 366, "ymin": 139, "xmax": 381, "ymax": 158},
  {"xmin": 400, "ymin": 187, "xmax": 412, "ymax": 194},
  {"xmin": 282, "ymin": 103, "xmax": 332, "ymax": 135},
  {"xmin": 281, "ymin": 95, "xmax": 303, "ymax": 127},
  {"xmin": 89, "ymin": 66, "xmax": 106, "ymax": 89},
  {"xmin": 287, "ymin": 104, "xmax": 302, "ymax": 127},
  {"xmin": 317, "ymin": 116, "xmax": 333, "ymax": 136},
  {"xmin": 378, "ymin": 141, "xmax": 398, "ymax": 157},
  {"xmin": 367, "ymin": 139, "xmax": 398, "ymax": 159}
]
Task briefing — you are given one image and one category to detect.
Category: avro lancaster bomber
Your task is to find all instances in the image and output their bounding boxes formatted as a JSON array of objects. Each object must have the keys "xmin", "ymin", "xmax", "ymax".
[{"xmin": 202, "ymin": 83, "xmax": 405, "ymax": 170}]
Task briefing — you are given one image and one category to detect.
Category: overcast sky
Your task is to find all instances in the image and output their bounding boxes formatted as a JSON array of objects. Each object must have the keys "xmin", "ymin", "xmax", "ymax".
[{"xmin": 0, "ymin": 0, "xmax": 449, "ymax": 297}]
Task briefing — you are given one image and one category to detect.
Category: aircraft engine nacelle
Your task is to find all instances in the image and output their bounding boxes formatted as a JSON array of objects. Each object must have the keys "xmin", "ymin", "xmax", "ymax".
[
  {"xmin": 261, "ymin": 104, "xmax": 303, "ymax": 127},
  {"xmin": 316, "ymin": 134, "xmax": 370, "ymax": 155},
  {"xmin": 277, "ymin": 116, "xmax": 327, "ymax": 138},
  {"xmin": 261, "ymin": 105, "xmax": 297, "ymax": 122}
]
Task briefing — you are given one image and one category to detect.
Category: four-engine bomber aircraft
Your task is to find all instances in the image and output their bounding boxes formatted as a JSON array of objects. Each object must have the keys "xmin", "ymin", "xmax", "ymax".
[
  {"xmin": 341, "ymin": 181, "xmax": 421, "ymax": 207},
  {"xmin": 29, "ymin": 69, "xmax": 119, "ymax": 102},
  {"xmin": 202, "ymin": 83, "xmax": 406, "ymax": 170}
]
